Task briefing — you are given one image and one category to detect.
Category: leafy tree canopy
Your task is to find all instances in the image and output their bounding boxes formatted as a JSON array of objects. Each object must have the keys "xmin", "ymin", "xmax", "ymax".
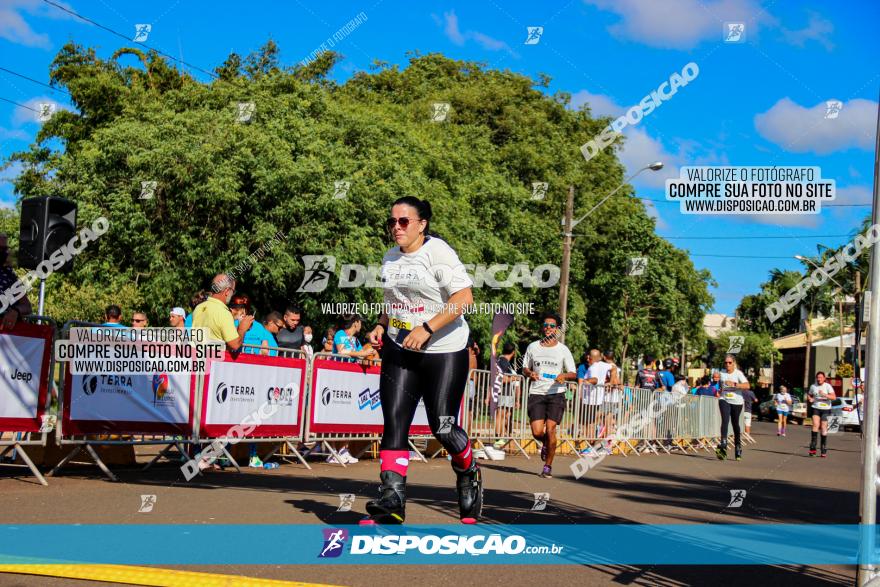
[{"xmin": 6, "ymin": 42, "xmax": 712, "ymax": 357}]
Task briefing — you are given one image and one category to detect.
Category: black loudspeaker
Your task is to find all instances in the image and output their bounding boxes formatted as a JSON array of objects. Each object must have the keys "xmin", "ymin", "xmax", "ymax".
[{"xmin": 19, "ymin": 197, "xmax": 77, "ymax": 273}]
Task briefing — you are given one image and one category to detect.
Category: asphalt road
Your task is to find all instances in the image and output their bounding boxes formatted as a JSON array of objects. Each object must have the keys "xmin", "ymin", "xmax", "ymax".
[{"xmin": 0, "ymin": 421, "xmax": 863, "ymax": 586}]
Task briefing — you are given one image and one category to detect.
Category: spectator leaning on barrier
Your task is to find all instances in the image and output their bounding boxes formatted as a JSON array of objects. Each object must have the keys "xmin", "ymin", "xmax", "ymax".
[
  {"xmin": 576, "ymin": 351, "xmax": 590, "ymax": 381},
  {"xmin": 333, "ymin": 314, "xmax": 375, "ymax": 362},
  {"xmin": 169, "ymin": 307, "xmax": 186, "ymax": 329},
  {"xmin": 262, "ymin": 311, "xmax": 284, "ymax": 336},
  {"xmin": 184, "ymin": 290, "xmax": 210, "ymax": 329},
  {"xmin": 635, "ymin": 354, "xmax": 661, "ymax": 390},
  {"xmin": 0, "ymin": 233, "xmax": 32, "ymax": 330},
  {"xmin": 191, "ymin": 274, "xmax": 252, "ymax": 352},
  {"xmin": 322, "ymin": 328, "xmax": 335, "ymax": 353},
  {"xmin": 276, "ymin": 305, "xmax": 304, "ymax": 350},
  {"xmin": 132, "ymin": 311, "xmax": 148, "ymax": 329},
  {"xmin": 658, "ymin": 358, "xmax": 676, "ymax": 392},
  {"xmin": 301, "ymin": 325, "xmax": 314, "ymax": 360},
  {"xmin": 229, "ymin": 294, "xmax": 277, "ymax": 356},
  {"xmin": 488, "ymin": 341, "xmax": 519, "ymax": 451},
  {"xmin": 102, "ymin": 305, "xmax": 125, "ymax": 328}
]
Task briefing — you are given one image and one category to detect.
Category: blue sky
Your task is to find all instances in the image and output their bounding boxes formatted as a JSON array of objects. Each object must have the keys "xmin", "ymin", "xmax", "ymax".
[{"xmin": 1, "ymin": 0, "xmax": 878, "ymax": 314}]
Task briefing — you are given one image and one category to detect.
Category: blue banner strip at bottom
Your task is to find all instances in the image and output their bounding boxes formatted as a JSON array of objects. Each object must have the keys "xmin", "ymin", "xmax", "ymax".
[{"xmin": 0, "ymin": 524, "xmax": 873, "ymax": 565}]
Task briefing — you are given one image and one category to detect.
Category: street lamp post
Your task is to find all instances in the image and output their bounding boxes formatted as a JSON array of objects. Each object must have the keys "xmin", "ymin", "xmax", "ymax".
[
  {"xmin": 795, "ymin": 255, "xmax": 847, "ymax": 383},
  {"xmin": 558, "ymin": 162, "xmax": 664, "ymax": 339}
]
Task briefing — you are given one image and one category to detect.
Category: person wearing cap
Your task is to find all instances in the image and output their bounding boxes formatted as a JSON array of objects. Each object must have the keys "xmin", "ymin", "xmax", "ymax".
[
  {"xmin": 169, "ymin": 307, "xmax": 187, "ymax": 329},
  {"xmin": 228, "ymin": 294, "xmax": 278, "ymax": 356},
  {"xmin": 658, "ymin": 358, "xmax": 676, "ymax": 392}
]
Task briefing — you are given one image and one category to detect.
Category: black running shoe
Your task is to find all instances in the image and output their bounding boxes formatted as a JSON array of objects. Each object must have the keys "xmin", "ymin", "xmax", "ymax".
[
  {"xmin": 735, "ymin": 448, "xmax": 742, "ymax": 461},
  {"xmin": 454, "ymin": 460, "xmax": 483, "ymax": 524},
  {"xmin": 362, "ymin": 471, "xmax": 406, "ymax": 525},
  {"xmin": 715, "ymin": 444, "xmax": 727, "ymax": 460}
]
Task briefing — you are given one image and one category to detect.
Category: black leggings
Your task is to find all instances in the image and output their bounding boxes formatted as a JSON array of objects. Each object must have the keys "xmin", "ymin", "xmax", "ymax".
[
  {"xmin": 719, "ymin": 401, "xmax": 743, "ymax": 448},
  {"xmin": 379, "ymin": 336, "xmax": 470, "ymax": 454}
]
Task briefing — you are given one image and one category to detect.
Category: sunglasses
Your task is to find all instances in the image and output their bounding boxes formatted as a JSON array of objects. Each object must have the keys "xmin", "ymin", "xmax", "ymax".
[
  {"xmin": 542, "ymin": 323, "xmax": 558, "ymax": 328},
  {"xmin": 133, "ymin": 318, "xmax": 146, "ymax": 323},
  {"xmin": 387, "ymin": 217, "xmax": 419, "ymax": 229},
  {"xmin": 724, "ymin": 361, "xmax": 733, "ymax": 364}
]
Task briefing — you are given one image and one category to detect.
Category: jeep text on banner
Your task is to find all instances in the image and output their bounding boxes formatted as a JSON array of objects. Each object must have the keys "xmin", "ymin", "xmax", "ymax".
[{"xmin": 0, "ymin": 322, "xmax": 53, "ymax": 433}]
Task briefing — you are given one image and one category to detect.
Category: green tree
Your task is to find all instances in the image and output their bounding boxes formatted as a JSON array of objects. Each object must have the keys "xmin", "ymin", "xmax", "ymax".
[{"xmin": 5, "ymin": 44, "xmax": 712, "ymax": 352}]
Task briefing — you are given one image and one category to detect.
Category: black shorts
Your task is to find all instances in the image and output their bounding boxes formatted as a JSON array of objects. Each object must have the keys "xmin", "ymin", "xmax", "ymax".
[
  {"xmin": 528, "ymin": 393, "xmax": 567, "ymax": 423},
  {"xmin": 813, "ymin": 409, "xmax": 830, "ymax": 422}
]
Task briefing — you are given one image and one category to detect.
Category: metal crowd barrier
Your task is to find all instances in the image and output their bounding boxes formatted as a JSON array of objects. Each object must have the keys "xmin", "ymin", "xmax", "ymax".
[
  {"xmin": 301, "ymin": 351, "xmax": 437, "ymax": 466},
  {"xmin": 461, "ymin": 369, "xmax": 750, "ymax": 459},
  {"xmin": 0, "ymin": 314, "xmax": 58, "ymax": 485},
  {"xmin": 185, "ymin": 343, "xmax": 312, "ymax": 475},
  {"xmin": 24, "ymin": 323, "xmax": 758, "ymax": 480}
]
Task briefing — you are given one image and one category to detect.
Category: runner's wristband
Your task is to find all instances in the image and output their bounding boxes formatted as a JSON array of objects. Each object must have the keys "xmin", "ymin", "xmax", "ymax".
[{"xmin": 422, "ymin": 322, "xmax": 434, "ymax": 335}]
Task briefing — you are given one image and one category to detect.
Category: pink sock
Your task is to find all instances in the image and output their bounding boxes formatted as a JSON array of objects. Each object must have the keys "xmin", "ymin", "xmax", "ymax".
[
  {"xmin": 451, "ymin": 442, "xmax": 473, "ymax": 470},
  {"xmin": 379, "ymin": 450, "xmax": 409, "ymax": 477}
]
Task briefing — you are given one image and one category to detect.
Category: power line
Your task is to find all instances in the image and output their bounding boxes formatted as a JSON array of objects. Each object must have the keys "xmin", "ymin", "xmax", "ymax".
[
  {"xmin": 690, "ymin": 254, "xmax": 796, "ymax": 259},
  {"xmin": 0, "ymin": 96, "xmax": 38, "ymax": 112},
  {"xmin": 40, "ymin": 0, "xmax": 219, "ymax": 80},
  {"xmin": 0, "ymin": 66, "xmax": 69, "ymax": 95},
  {"xmin": 666, "ymin": 234, "xmax": 855, "ymax": 240}
]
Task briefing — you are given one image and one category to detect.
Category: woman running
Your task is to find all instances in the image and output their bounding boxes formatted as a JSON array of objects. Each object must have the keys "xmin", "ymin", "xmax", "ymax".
[
  {"xmin": 775, "ymin": 385, "xmax": 792, "ymax": 436},
  {"xmin": 716, "ymin": 354, "xmax": 749, "ymax": 461},
  {"xmin": 362, "ymin": 196, "xmax": 479, "ymax": 524}
]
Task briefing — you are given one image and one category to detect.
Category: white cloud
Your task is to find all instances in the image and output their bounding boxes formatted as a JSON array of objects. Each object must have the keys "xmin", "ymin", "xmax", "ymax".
[
  {"xmin": 583, "ymin": 0, "xmax": 775, "ymax": 49},
  {"xmin": 435, "ymin": 10, "xmax": 515, "ymax": 55},
  {"xmin": 0, "ymin": 126, "xmax": 29, "ymax": 141},
  {"xmin": 570, "ymin": 90, "xmax": 624, "ymax": 118},
  {"xmin": 754, "ymin": 97, "xmax": 877, "ymax": 154},
  {"xmin": 617, "ymin": 127, "xmax": 679, "ymax": 189},
  {"xmin": 10, "ymin": 96, "xmax": 71, "ymax": 126},
  {"xmin": 0, "ymin": 0, "xmax": 77, "ymax": 49},
  {"xmin": 781, "ymin": 11, "xmax": 834, "ymax": 51},
  {"xmin": 828, "ymin": 184, "xmax": 872, "ymax": 220},
  {"xmin": 0, "ymin": 161, "xmax": 22, "ymax": 208}
]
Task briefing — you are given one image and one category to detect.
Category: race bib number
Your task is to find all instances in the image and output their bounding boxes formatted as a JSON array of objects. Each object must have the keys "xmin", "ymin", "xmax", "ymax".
[
  {"xmin": 816, "ymin": 401, "xmax": 831, "ymax": 410},
  {"xmin": 389, "ymin": 317, "xmax": 412, "ymax": 331},
  {"xmin": 724, "ymin": 391, "xmax": 737, "ymax": 400},
  {"xmin": 388, "ymin": 316, "xmax": 413, "ymax": 344},
  {"xmin": 541, "ymin": 373, "xmax": 558, "ymax": 380}
]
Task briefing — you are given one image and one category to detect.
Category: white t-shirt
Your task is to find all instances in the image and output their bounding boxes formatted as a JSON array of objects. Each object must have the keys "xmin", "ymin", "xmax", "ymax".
[
  {"xmin": 524, "ymin": 341, "xmax": 576, "ymax": 396},
  {"xmin": 775, "ymin": 392, "xmax": 792, "ymax": 412},
  {"xmin": 808, "ymin": 382, "xmax": 835, "ymax": 410},
  {"xmin": 586, "ymin": 361, "xmax": 613, "ymax": 385},
  {"xmin": 719, "ymin": 369, "xmax": 748, "ymax": 405},
  {"xmin": 382, "ymin": 237, "xmax": 472, "ymax": 354},
  {"xmin": 671, "ymin": 380, "xmax": 690, "ymax": 395}
]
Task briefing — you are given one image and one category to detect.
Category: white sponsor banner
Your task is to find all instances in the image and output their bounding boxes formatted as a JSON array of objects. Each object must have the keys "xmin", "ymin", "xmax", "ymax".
[
  {"xmin": 311, "ymin": 364, "xmax": 429, "ymax": 428},
  {"xmin": 204, "ymin": 360, "xmax": 302, "ymax": 428},
  {"xmin": 0, "ymin": 334, "xmax": 46, "ymax": 419},
  {"xmin": 69, "ymin": 372, "xmax": 191, "ymax": 424}
]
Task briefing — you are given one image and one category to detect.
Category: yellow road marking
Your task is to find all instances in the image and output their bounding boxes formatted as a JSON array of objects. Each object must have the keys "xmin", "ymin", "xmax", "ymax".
[{"xmin": 0, "ymin": 564, "xmax": 341, "ymax": 587}]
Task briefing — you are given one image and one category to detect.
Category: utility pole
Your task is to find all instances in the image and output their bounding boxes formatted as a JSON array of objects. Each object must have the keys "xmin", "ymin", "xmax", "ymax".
[
  {"xmin": 855, "ymin": 270, "xmax": 862, "ymax": 392},
  {"xmin": 857, "ymin": 90, "xmax": 879, "ymax": 587},
  {"xmin": 559, "ymin": 185, "xmax": 574, "ymax": 342}
]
